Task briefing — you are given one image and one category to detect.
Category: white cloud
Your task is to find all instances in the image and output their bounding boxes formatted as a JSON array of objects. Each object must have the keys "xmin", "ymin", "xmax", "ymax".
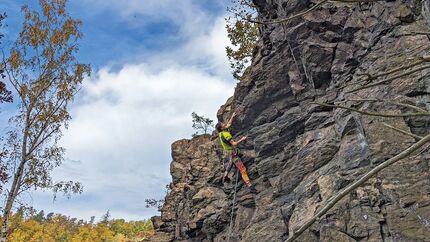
[
  {"xmin": 61, "ymin": 63, "xmax": 232, "ymax": 189},
  {"xmin": 74, "ymin": 0, "xmax": 233, "ymax": 78},
  {"xmin": 31, "ymin": 13, "xmax": 235, "ymax": 220},
  {"xmin": 80, "ymin": 0, "xmax": 222, "ymax": 38},
  {"xmin": 182, "ymin": 18, "xmax": 232, "ymax": 77},
  {"xmin": 145, "ymin": 17, "xmax": 232, "ymax": 79}
]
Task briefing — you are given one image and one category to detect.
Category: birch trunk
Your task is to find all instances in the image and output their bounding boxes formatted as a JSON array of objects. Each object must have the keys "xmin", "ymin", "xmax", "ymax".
[
  {"xmin": 0, "ymin": 170, "xmax": 22, "ymax": 242},
  {"xmin": 1, "ymin": 111, "xmax": 30, "ymax": 242}
]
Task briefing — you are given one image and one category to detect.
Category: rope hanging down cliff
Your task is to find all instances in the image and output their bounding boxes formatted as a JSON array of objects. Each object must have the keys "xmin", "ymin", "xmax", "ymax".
[
  {"xmin": 227, "ymin": 169, "xmax": 239, "ymax": 242},
  {"xmin": 216, "ymin": 111, "xmax": 257, "ymax": 240}
]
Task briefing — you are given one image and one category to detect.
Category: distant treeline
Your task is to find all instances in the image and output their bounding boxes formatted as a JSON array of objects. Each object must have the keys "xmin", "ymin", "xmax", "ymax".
[{"xmin": 1, "ymin": 209, "xmax": 154, "ymax": 242}]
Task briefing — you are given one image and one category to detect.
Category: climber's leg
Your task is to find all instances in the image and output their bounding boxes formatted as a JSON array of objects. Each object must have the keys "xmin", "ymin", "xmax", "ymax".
[
  {"xmin": 225, "ymin": 157, "xmax": 233, "ymax": 172},
  {"xmin": 223, "ymin": 154, "xmax": 234, "ymax": 183},
  {"xmin": 235, "ymin": 158, "xmax": 252, "ymax": 187}
]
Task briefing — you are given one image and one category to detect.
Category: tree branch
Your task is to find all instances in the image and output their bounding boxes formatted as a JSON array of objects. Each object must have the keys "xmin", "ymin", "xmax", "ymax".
[
  {"xmin": 27, "ymin": 116, "xmax": 63, "ymax": 157},
  {"xmin": 311, "ymin": 102, "xmax": 430, "ymax": 117},
  {"xmin": 2, "ymin": 50, "xmax": 28, "ymax": 110},
  {"xmin": 355, "ymin": 55, "xmax": 430, "ymax": 83},
  {"xmin": 382, "ymin": 123, "xmax": 423, "ymax": 140},
  {"xmin": 248, "ymin": 0, "xmax": 328, "ymax": 24},
  {"xmin": 26, "ymin": 98, "xmax": 67, "ymax": 156},
  {"xmin": 285, "ymin": 133, "xmax": 430, "ymax": 242},
  {"xmin": 348, "ymin": 63, "xmax": 430, "ymax": 93},
  {"xmin": 409, "ymin": 31, "xmax": 430, "ymax": 36},
  {"xmin": 248, "ymin": 0, "xmax": 384, "ymax": 25},
  {"xmin": 338, "ymin": 98, "xmax": 428, "ymax": 113}
]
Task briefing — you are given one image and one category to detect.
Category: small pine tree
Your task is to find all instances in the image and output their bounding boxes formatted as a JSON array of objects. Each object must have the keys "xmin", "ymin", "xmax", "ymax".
[
  {"xmin": 145, "ymin": 198, "xmax": 164, "ymax": 211},
  {"xmin": 89, "ymin": 216, "xmax": 95, "ymax": 225},
  {"xmin": 46, "ymin": 212, "xmax": 54, "ymax": 220},
  {"xmin": 100, "ymin": 210, "xmax": 110, "ymax": 224},
  {"xmin": 33, "ymin": 210, "xmax": 45, "ymax": 222},
  {"xmin": 191, "ymin": 112, "xmax": 214, "ymax": 137}
]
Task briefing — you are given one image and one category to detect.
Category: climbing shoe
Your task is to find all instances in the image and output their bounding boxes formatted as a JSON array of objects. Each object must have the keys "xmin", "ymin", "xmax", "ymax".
[{"xmin": 249, "ymin": 185, "xmax": 257, "ymax": 194}]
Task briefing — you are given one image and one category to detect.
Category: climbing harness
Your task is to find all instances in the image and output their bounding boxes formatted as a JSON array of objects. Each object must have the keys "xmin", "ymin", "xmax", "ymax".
[{"xmin": 227, "ymin": 168, "xmax": 240, "ymax": 242}]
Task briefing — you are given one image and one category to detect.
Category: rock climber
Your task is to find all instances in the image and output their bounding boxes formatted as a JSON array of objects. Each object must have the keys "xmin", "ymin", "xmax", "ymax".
[{"xmin": 216, "ymin": 112, "xmax": 257, "ymax": 194}]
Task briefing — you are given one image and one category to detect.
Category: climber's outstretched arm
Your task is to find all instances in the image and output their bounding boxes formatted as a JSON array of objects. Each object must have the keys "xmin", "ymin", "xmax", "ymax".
[
  {"xmin": 224, "ymin": 112, "xmax": 237, "ymax": 129},
  {"xmin": 230, "ymin": 136, "xmax": 247, "ymax": 147}
]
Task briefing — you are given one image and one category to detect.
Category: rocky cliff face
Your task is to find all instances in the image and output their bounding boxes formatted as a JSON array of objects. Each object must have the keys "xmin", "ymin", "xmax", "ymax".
[{"xmin": 149, "ymin": 0, "xmax": 430, "ymax": 241}]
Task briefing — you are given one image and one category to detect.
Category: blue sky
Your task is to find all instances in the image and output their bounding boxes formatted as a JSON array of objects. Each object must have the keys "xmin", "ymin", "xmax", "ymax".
[{"xmin": 0, "ymin": 0, "xmax": 235, "ymax": 221}]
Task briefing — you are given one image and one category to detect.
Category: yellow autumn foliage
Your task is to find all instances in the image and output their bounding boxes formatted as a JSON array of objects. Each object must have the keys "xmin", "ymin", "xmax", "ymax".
[{"xmin": 3, "ymin": 211, "xmax": 154, "ymax": 242}]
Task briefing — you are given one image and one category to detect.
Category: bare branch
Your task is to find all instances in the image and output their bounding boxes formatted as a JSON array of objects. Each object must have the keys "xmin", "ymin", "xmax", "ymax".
[
  {"xmin": 385, "ymin": 101, "xmax": 428, "ymax": 113},
  {"xmin": 311, "ymin": 102, "xmax": 430, "ymax": 117},
  {"xmin": 285, "ymin": 133, "xmax": 430, "ymax": 242},
  {"xmin": 248, "ymin": 0, "xmax": 328, "ymax": 24},
  {"xmin": 348, "ymin": 63, "xmax": 430, "ymax": 93},
  {"xmin": 248, "ymin": 0, "xmax": 385, "ymax": 25},
  {"xmin": 409, "ymin": 31, "xmax": 430, "ymax": 36},
  {"xmin": 382, "ymin": 123, "xmax": 423, "ymax": 140},
  {"xmin": 356, "ymin": 56, "xmax": 430, "ymax": 82},
  {"xmin": 338, "ymin": 98, "xmax": 428, "ymax": 113}
]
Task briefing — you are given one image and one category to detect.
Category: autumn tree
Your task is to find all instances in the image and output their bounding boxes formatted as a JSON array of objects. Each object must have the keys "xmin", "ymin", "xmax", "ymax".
[
  {"xmin": 2, "ymin": 205, "xmax": 155, "ymax": 241},
  {"xmin": 0, "ymin": 0, "xmax": 90, "ymax": 240},
  {"xmin": 0, "ymin": 13, "xmax": 12, "ymax": 191},
  {"xmin": 226, "ymin": 0, "xmax": 259, "ymax": 79},
  {"xmin": 0, "ymin": 13, "xmax": 12, "ymax": 104}
]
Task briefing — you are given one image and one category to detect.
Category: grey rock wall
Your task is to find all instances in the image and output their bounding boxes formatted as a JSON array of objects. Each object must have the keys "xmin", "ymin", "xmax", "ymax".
[{"xmin": 148, "ymin": 1, "xmax": 430, "ymax": 241}]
